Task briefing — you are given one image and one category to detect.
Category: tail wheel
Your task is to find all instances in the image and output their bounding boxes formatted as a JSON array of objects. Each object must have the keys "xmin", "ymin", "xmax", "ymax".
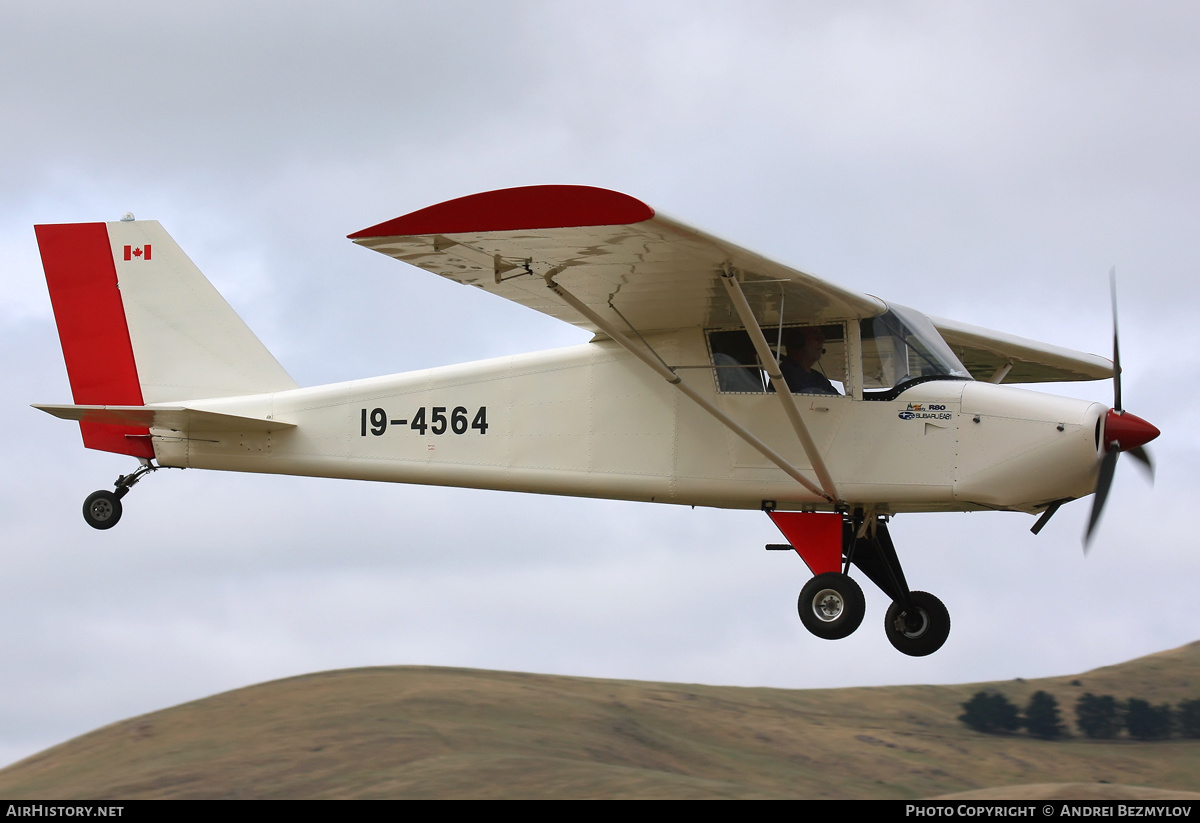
[
  {"xmin": 884, "ymin": 591, "xmax": 950, "ymax": 656},
  {"xmin": 82, "ymin": 490, "xmax": 122, "ymax": 530},
  {"xmin": 797, "ymin": 572, "xmax": 865, "ymax": 640}
]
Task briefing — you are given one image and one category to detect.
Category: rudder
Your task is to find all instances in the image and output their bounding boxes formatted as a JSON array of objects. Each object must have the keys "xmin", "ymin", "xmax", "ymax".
[{"xmin": 36, "ymin": 222, "xmax": 152, "ymax": 457}]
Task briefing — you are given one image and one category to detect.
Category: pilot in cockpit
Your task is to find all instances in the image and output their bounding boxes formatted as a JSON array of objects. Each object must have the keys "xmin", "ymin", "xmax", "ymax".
[{"xmin": 780, "ymin": 327, "xmax": 839, "ymax": 395}]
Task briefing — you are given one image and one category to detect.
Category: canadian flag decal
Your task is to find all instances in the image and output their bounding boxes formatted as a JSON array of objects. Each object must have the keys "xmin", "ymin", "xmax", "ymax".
[{"xmin": 122, "ymin": 245, "xmax": 152, "ymax": 261}]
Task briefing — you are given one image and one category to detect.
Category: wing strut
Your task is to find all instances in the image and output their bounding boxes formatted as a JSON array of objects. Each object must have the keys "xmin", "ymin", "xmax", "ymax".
[
  {"xmin": 718, "ymin": 269, "xmax": 840, "ymax": 502},
  {"xmin": 988, "ymin": 361, "xmax": 1014, "ymax": 384},
  {"xmin": 543, "ymin": 271, "xmax": 835, "ymax": 504}
]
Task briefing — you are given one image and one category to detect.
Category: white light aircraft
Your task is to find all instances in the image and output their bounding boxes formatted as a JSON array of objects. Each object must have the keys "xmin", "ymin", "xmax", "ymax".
[{"xmin": 33, "ymin": 185, "xmax": 1160, "ymax": 656}]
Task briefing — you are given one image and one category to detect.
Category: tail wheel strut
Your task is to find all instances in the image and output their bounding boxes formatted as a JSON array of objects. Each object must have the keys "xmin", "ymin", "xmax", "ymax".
[{"xmin": 81, "ymin": 461, "xmax": 158, "ymax": 531}]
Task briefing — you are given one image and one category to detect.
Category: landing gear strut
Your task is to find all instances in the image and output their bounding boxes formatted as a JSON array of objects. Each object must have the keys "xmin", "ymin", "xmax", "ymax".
[
  {"xmin": 81, "ymin": 461, "xmax": 159, "ymax": 530},
  {"xmin": 769, "ymin": 512, "xmax": 951, "ymax": 656}
]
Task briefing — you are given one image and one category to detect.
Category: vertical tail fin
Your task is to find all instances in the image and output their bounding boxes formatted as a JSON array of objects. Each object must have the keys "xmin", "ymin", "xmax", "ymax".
[{"xmin": 35, "ymin": 218, "xmax": 297, "ymax": 457}]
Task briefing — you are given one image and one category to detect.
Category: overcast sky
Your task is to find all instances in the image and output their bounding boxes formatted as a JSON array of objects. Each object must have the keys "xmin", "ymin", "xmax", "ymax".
[{"xmin": 2, "ymin": 1, "xmax": 1198, "ymax": 767}]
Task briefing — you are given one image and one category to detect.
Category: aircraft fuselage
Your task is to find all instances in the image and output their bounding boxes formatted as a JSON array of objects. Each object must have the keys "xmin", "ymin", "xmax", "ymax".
[{"xmin": 155, "ymin": 330, "xmax": 1104, "ymax": 514}]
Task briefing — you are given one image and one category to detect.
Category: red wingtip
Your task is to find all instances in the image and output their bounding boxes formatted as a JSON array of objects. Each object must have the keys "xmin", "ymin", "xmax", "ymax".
[{"xmin": 348, "ymin": 185, "xmax": 655, "ymax": 239}]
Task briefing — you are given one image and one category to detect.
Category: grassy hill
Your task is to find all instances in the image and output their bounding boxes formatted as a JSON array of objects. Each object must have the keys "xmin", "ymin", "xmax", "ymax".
[{"xmin": 1, "ymin": 641, "xmax": 1198, "ymax": 799}]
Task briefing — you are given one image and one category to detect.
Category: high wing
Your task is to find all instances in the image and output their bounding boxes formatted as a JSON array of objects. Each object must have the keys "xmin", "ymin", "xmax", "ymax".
[
  {"xmin": 348, "ymin": 185, "xmax": 886, "ymax": 334},
  {"xmin": 350, "ymin": 185, "xmax": 1113, "ymax": 384}
]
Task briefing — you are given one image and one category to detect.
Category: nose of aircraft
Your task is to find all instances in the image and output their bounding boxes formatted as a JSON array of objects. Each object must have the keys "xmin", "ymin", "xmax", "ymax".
[{"xmin": 1103, "ymin": 408, "xmax": 1160, "ymax": 452}]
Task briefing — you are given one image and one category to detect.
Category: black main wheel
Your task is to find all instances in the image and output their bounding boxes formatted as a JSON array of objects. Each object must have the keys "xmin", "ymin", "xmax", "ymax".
[
  {"xmin": 82, "ymin": 490, "xmax": 122, "ymax": 530},
  {"xmin": 884, "ymin": 591, "xmax": 950, "ymax": 656},
  {"xmin": 797, "ymin": 572, "xmax": 865, "ymax": 640}
]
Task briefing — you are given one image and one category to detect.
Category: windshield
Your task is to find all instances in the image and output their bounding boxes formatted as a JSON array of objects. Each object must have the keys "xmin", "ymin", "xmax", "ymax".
[{"xmin": 861, "ymin": 303, "xmax": 971, "ymax": 391}]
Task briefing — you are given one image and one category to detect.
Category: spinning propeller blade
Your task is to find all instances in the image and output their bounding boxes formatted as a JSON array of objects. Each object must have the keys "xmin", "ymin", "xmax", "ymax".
[
  {"xmin": 1081, "ymin": 268, "xmax": 1159, "ymax": 549},
  {"xmin": 1126, "ymin": 446, "xmax": 1154, "ymax": 479},
  {"xmin": 1085, "ymin": 445, "xmax": 1120, "ymax": 549},
  {"xmin": 1110, "ymin": 267, "xmax": 1122, "ymax": 414}
]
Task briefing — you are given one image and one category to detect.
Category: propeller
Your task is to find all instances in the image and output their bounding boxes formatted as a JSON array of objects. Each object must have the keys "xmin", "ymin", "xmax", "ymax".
[
  {"xmin": 1029, "ymin": 268, "xmax": 1159, "ymax": 543},
  {"xmin": 1082, "ymin": 268, "xmax": 1160, "ymax": 548}
]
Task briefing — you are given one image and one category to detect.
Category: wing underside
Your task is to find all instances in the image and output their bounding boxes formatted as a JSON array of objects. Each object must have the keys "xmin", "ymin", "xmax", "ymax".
[{"xmin": 932, "ymin": 316, "xmax": 1113, "ymax": 383}]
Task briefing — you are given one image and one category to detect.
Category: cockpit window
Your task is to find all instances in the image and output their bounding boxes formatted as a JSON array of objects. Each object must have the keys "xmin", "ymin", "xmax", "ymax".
[
  {"xmin": 707, "ymin": 308, "xmax": 967, "ymax": 398},
  {"xmin": 861, "ymin": 303, "xmax": 971, "ymax": 392},
  {"xmin": 707, "ymin": 324, "xmax": 846, "ymax": 395}
]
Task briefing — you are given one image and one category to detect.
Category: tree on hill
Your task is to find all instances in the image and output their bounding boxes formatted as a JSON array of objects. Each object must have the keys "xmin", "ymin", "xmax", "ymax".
[
  {"xmin": 959, "ymin": 691, "xmax": 1020, "ymax": 734},
  {"xmin": 1178, "ymin": 699, "xmax": 1200, "ymax": 739},
  {"xmin": 1023, "ymin": 690, "xmax": 1065, "ymax": 739},
  {"xmin": 1126, "ymin": 699, "xmax": 1173, "ymax": 740},
  {"xmin": 1076, "ymin": 693, "xmax": 1122, "ymax": 739}
]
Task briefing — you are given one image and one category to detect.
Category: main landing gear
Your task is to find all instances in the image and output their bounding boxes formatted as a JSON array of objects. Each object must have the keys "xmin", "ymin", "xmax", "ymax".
[
  {"xmin": 768, "ymin": 512, "xmax": 951, "ymax": 657},
  {"xmin": 797, "ymin": 572, "xmax": 865, "ymax": 640},
  {"xmin": 81, "ymin": 461, "xmax": 159, "ymax": 530}
]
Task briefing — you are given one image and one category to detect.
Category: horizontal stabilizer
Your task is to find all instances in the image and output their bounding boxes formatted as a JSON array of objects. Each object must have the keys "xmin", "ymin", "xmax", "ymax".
[{"xmin": 33, "ymin": 404, "xmax": 295, "ymax": 434}]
